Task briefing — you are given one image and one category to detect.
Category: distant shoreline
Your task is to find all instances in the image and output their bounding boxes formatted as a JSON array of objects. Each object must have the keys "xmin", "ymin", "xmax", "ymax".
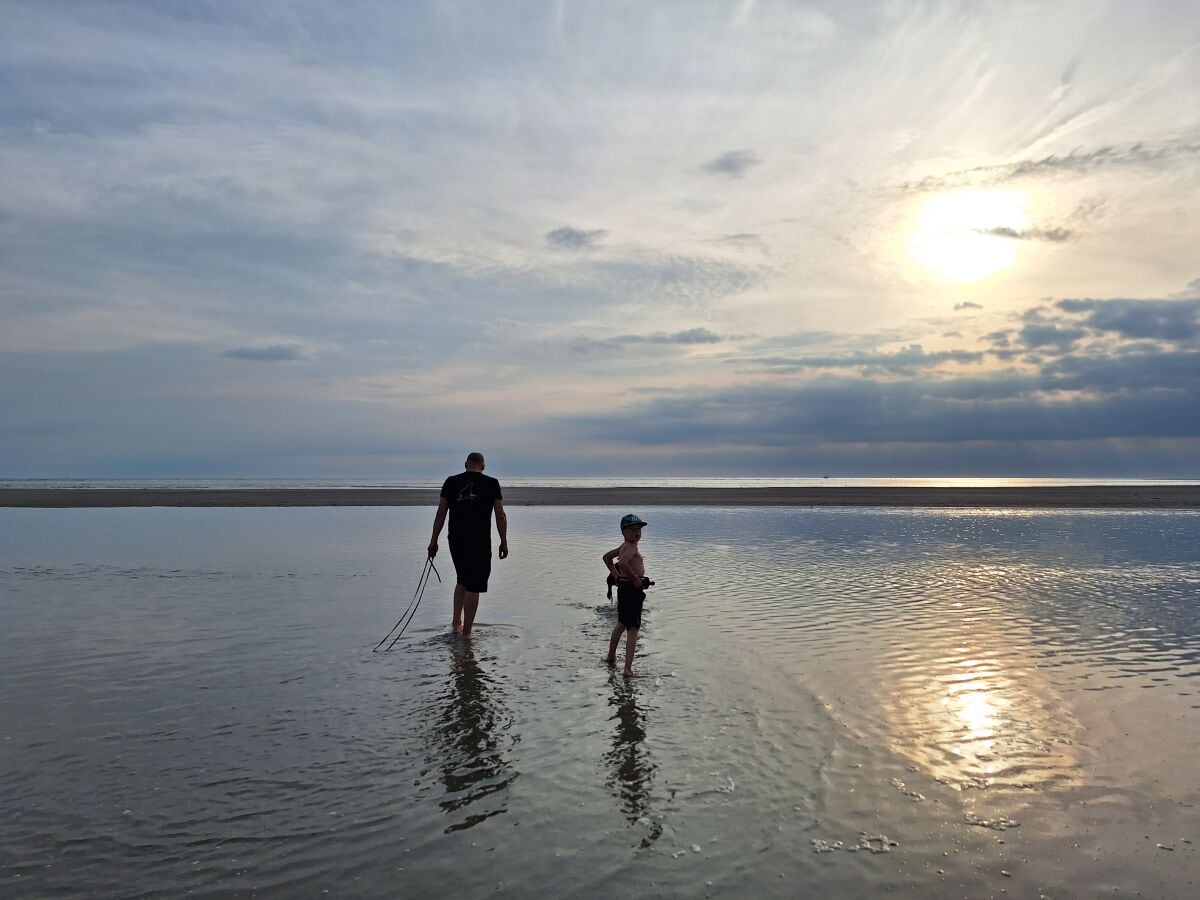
[{"xmin": 3, "ymin": 486, "xmax": 1200, "ymax": 508}]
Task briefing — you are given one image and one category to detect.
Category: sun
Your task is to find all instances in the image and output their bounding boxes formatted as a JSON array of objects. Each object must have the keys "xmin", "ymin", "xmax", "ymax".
[{"xmin": 908, "ymin": 190, "xmax": 1030, "ymax": 282}]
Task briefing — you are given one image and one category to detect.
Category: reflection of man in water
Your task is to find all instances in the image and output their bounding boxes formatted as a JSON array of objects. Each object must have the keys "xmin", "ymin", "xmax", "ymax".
[
  {"xmin": 605, "ymin": 677, "xmax": 658, "ymax": 835},
  {"xmin": 430, "ymin": 640, "xmax": 517, "ymax": 833},
  {"xmin": 428, "ymin": 452, "xmax": 509, "ymax": 636}
]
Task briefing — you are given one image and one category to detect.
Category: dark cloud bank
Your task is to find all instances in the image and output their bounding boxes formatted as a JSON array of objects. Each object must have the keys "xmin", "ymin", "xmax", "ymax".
[{"xmin": 555, "ymin": 295, "xmax": 1200, "ymax": 475}]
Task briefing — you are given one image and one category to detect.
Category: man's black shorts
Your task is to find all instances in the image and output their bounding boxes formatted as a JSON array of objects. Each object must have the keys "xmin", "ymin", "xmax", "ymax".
[
  {"xmin": 449, "ymin": 540, "xmax": 491, "ymax": 593},
  {"xmin": 616, "ymin": 583, "xmax": 646, "ymax": 629}
]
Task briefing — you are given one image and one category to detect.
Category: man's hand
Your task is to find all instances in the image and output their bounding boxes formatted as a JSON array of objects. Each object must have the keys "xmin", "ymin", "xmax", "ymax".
[
  {"xmin": 427, "ymin": 541, "xmax": 438, "ymax": 558},
  {"xmin": 498, "ymin": 542, "xmax": 509, "ymax": 560}
]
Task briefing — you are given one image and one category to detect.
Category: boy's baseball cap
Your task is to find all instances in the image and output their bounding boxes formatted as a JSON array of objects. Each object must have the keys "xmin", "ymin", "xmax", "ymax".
[{"xmin": 620, "ymin": 514, "xmax": 648, "ymax": 529}]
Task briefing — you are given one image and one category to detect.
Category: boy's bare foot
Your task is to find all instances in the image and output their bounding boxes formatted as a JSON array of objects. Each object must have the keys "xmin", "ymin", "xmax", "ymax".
[
  {"xmin": 605, "ymin": 656, "xmax": 617, "ymax": 666},
  {"xmin": 623, "ymin": 669, "xmax": 640, "ymax": 678},
  {"xmin": 460, "ymin": 628, "xmax": 472, "ymax": 637},
  {"xmin": 452, "ymin": 623, "xmax": 463, "ymax": 635}
]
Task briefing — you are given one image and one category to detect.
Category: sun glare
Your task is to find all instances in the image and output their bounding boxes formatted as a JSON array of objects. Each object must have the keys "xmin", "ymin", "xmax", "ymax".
[{"xmin": 908, "ymin": 190, "xmax": 1029, "ymax": 282}]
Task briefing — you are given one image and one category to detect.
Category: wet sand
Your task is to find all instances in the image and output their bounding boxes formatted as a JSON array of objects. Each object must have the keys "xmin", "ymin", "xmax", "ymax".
[{"xmin": 3, "ymin": 485, "xmax": 1200, "ymax": 508}]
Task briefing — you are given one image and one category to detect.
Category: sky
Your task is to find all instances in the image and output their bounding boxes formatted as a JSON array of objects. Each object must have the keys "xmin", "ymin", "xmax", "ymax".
[{"xmin": 2, "ymin": 1, "xmax": 1199, "ymax": 478}]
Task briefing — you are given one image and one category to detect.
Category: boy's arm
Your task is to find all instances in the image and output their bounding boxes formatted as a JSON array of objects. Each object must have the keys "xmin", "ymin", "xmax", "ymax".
[{"xmin": 602, "ymin": 546, "xmax": 620, "ymax": 577}]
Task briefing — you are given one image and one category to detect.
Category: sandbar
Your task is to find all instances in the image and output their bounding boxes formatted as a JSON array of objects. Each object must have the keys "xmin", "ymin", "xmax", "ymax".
[{"xmin": 2, "ymin": 485, "xmax": 1200, "ymax": 508}]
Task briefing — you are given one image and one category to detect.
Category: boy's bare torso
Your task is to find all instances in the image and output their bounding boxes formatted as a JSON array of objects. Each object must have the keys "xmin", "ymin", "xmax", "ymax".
[{"xmin": 618, "ymin": 540, "xmax": 645, "ymax": 583}]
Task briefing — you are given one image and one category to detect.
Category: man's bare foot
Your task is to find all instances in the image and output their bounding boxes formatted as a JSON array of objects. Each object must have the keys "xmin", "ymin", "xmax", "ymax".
[
  {"xmin": 605, "ymin": 656, "xmax": 617, "ymax": 666},
  {"xmin": 623, "ymin": 670, "xmax": 640, "ymax": 678},
  {"xmin": 460, "ymin": 628, "xmax": 472, "ymax": 638}
]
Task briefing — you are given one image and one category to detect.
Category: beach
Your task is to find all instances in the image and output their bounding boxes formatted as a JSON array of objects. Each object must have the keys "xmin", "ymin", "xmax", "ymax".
[{"xmin": 4, "ymin": 484, "xmax": 1200, "ymax": 508}]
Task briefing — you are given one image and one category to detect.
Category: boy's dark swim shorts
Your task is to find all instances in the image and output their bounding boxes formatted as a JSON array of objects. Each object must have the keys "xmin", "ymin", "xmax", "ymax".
[
  {"xmin": 616, "ymin": 583, "xmax": 646, "ymax": 629},
  {"xmin": 449, "ymin": 539, "xmax": 491, "ymax": 593}
]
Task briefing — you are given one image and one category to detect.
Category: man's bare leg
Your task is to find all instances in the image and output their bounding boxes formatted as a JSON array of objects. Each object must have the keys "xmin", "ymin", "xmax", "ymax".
[
  {"xmin": 452, "ymin": 584, "xmax": 465, "ymax": 635},
  {"xmin": 606, "ymin": 623, "xmax": 625, "ymax": 665},
  {"xmin": 623, "ymin": 628, "xmax": 639, "ymax": 677},
  {"xmin": 461, "ymin": 590, "xmax": 480, "ymax": 636}
]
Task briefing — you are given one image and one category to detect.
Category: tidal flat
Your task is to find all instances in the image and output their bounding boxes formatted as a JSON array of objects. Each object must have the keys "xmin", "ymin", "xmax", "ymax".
[{"xmin": 2, "ymin": 506, "xmax": 1198, "ymax": 898}]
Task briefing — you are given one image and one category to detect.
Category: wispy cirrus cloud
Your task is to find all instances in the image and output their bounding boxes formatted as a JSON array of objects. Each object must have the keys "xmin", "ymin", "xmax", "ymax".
[
  {"xmin": 905, "ymin": 141, "xmax": 1200, "ymax": 191},
  {"xmin": 978, "ymin": 226, "xmax": 1074, "ymax": 242}
]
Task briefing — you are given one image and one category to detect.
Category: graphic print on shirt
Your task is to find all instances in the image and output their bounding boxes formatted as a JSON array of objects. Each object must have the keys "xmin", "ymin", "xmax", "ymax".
[{"xmin": 456, "ymin": 480, "xmax": 478, "ymax": 503}]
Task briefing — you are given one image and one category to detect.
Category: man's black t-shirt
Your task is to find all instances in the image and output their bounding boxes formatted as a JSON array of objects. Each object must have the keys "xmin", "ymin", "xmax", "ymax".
[{"xmin": 440, "ymin": 471, "xmax": 502, "ymax": 544}]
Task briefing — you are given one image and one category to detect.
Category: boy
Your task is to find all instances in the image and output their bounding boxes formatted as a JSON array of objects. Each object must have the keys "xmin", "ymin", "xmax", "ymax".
[{"xmin": 603, "ymin": 513, "xmax": 652, "ymax": 677}]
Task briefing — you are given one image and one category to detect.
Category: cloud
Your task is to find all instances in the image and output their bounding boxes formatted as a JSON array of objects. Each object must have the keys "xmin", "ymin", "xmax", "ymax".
[
  {"xmin": 572, "ymin": 327, "xmax": 725, "ymax": 352},
  {"xmin": 984, "ymin": 330, "xmax": 1012, "ymax": 348},
  {"xmin": 954, "ymin": 302, "xmax": 983, "ymax": 311},
  {"xmin": 978, "ymin": 226, "xmax": 1073, "ymax": 242},
  {"xmin": 548, "ymin": 292, "xmax": 1200, "ymax": 471},
  {"xmin": 1018, "ymin": 323, "xmax": 1086, "ymax": 350},
  {"xmin": 712, "ymin": 233, "xmax": 769, "ymax": 253},
  {"xmin": 739, "ymin": 344, "xmax": 984, "ymax": 376},
  {"xmin": 700, "ymin": 149, "xmax": 761, "ymax": 178},
  {"xmin": 223, "ymin": 345, "xmax": 304, "ymax": 361},
  {"xmin": 1056, "ymin": 298, "xmax": 1200, "ymax": 341},
  {"xmin": 3, "ymin": 4, "xmax": 1198, "ymax": 477},
  {"xmin": 546, "ymin": 226, "xmax": 608, "ymax": 250},
  {"xmin": 1043, "ymin": 349, "xmax": 1200, "ymax": 393},
  {"xmin": 559, "ymin": 371, "xmax": 1200, "ymax": 451},
  {"xmin": 906, "ymin": 141, "xmax": 1200, "ymax": 191}
]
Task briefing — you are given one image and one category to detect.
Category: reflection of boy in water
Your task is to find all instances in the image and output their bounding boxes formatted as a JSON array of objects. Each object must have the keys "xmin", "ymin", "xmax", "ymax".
[
  {"xmin": 603, "ymin": 514, "xmax": 651, "ymax": 677},
  {"xmin": 605, "ymin": 679, "xmax": 658, "ymax": 836}
]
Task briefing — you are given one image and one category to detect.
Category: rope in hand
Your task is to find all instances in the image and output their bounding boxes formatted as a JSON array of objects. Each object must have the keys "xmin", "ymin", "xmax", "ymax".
[{"xmin": 372, "ymin": 555, "xmax": 442, "ymax": 652}]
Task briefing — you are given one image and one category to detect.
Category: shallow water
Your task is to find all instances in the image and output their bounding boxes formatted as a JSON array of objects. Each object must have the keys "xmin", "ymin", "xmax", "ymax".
[{"xmin": 2, "ymin": 507, "xmax": 1198, "ymax": 898}]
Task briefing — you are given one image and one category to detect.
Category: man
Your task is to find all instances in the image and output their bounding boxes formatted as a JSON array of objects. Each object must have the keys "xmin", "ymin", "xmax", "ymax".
[{"xmin": 428, "ymin": 452, "xmax": 508, "ymax": 637}]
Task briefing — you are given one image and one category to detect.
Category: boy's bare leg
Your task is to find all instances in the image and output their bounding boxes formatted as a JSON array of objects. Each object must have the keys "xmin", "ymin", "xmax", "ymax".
[
  {"xmin": 623, "ymin": 628, "xmax": 639, "ymax": 677},
  {"xmin": 606, "ymin": 623, "xmax": 625, "ymax": 665},
  {"xmin": 461, "ymin": 590, "xmax": 480, "ymax": 636}
]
